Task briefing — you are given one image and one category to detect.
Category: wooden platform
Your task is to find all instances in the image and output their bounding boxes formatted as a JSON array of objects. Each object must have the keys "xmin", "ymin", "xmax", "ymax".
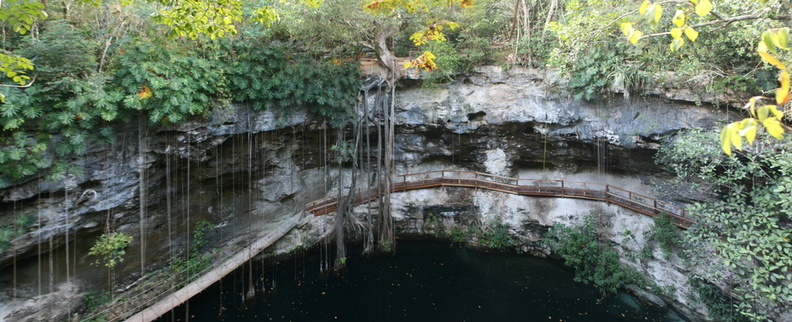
[{"xmin": 305, "ymin": 170, "xmax": 693, "ymax": 228}]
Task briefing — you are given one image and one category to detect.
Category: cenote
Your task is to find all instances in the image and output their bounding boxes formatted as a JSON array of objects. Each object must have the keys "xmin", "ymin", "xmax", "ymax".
[{"xmin": 159, "ymin": 241, "xmax": 686, "ymax": 322}]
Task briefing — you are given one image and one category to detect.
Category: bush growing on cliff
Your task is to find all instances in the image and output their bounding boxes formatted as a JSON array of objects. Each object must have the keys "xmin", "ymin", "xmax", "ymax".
[
  {"xmin": 659, "ymin": 129, "xmax": 792, "ymax": 320},
  {"xmin": 88, "ymin": 232, "xmax": 133, "ymax": 268},
  {"xmin": 642, "ymin": 212, "xmax": 681, "ymax": 259},
  {"xmin": 544, "ymin": 215, "xmax": 644, "ymax": 298}
]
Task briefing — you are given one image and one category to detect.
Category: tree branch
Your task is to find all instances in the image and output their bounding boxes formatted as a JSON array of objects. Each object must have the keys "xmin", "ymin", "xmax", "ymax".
[{"xmin": 0, "ymin": 75, "xmax": 35, "ymax": 87}]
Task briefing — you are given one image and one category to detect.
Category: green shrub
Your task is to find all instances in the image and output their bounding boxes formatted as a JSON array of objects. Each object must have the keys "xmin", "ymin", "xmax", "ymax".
[
  {"xmin": 643, "ymin": 213, "xmax": 682, "ymax": 259},
  {"xmin": 544, "ymin": 214, "xmax": 644, "ymax": 297},
  {"xmin": 478, "ymin": 217, "xmax": 516, "ymax": 250},
  {"xmin": 88, "ymin": 232, "xmax": 133, "ymax": 268}
]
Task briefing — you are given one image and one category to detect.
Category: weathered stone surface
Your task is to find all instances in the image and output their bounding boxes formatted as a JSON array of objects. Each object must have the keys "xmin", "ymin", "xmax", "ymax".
[{"xmin": 0, "ymin": 66, "xmax": 730, "ymax": 321}]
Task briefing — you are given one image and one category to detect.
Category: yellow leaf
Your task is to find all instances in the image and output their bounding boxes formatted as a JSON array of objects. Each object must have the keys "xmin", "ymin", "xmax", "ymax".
[
  {"xmin": 639, "ymin": 0, "xmax": 649, "ymax": 15},
  {"xmin": 672, "ymin": 10, "xmax": 686, "ymax": 28},
  {"xmin": 620, "ymin": 22, "xmax": 633, "ymax": 37},
  {"xmin": 628, "ymin": 30, "xmax": 643, "ymax": 44},
  {"xmin": 671, "ymin": 28, "xmax": 683, "ymax": 39},
  {"xmin": 758, "ymin": 51, "xmax": 787, "ymax": 70},
  {"xmin": 460, "ymin": 0, "xmax": 473, "ymax": 7},
  {"xmin": 763, "ymin": 117, "xmax": 785, "ymax": 139},
  {"xmin": 763, "ymin": 30, "xmax": 778, "ymax": 52},
  {"xmin": 730, "ymin": 122, "xmax": 743, "ymax": 151},
  {"xmin": 720, "ymin": 124, "xmax": 732, "ymax": 156},
  {"xmin": 758, "ymin": 105, "xmax": 771, "ymax": 122},
  {"xmin": 695, "ymin": 0, "xmax": 712, "ymax": 16},
  {"xmin": 779, "ymin": 28, "xmax": 789, "ymax": 49},
  {"xmin": 653, "ymin": 4, "xmax": 662, "ymax": 24},
  {"xmin": 138, "ymin": 85, "xmax": 152, "ymax": 99},
  {"xmin": 739, "ymin": 118, "xmax": 758, "ymax": 144},
  {"xmin": 685, "ymin": 27, "xmax": 699, "ymax": 42},
  {"xmin": 768, "ymin": 104, "xmax": 784, "ymax": 120},
  {"xmin": 777, "ymin": 70, "xmax": 790, "ymax": 105},
  {"xmin": 744, "ymin": 96, "xmax": 762, "ymax": 117},
  {"xmin": 758, "ymin": 40, "xmax": 769, "ymax": 53},
  {"xmin": 670, "ymin": 38, "xmax": 684, "ymax": 52}
]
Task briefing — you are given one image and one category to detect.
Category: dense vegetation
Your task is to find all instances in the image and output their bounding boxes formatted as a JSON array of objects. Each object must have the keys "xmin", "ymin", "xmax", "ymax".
[
  {"xmin": 0, "ymin": 0, "xmax": 787, "ymax": 186},
  {"xmin": 0, "ymin": 1, "xmax": 791, "ymax": 320},
  {"xmin": 658, "ymin": 129, "xmax": 792, "ymax": 320},
  {"xmin": 544, "ymin": 214, "xmax": 645, "ymax": 298}
]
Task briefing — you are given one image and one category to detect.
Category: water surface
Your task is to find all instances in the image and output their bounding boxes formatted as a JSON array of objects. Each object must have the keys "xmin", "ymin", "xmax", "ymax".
[{"xmin": 162, "ymin": 241, "xmax": 685, "ymax": 322}]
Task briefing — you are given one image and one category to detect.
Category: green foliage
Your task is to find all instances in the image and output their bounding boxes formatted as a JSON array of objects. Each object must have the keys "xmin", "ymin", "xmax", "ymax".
[
  {"xmin": 16, "ymin": 21, "xmax": 98, "ymax": 85},
  {"xmin": 379, "ymin": 239, "xmax": 393, "ymax": 252},
  {"xmin": 151, "ymin": 0, "xmax": 243, "ymax": 39},
  {"xmin": 81, "ymin": 290, "xmax": 112, "ymax": 322},
  {"xmin": 0, "ymin": 131, "xmax": 50, "ymax": 187},
  {"xmin": 447, "ymin": 225, "xmax": 470, "ymax": 243},
  {"xmin": 113, "ymin": 41, "xmax": 224, "ymax": 124},
  {"xmin": 544, "ymin": 214, "xmax": 644, "ymax": 297},
  {"xmin": 0, "ymin": 214, "xmax": 35, "ymax": 253},
  {"xmin": 560, "ymin": 42, "xmax": 653, "ymax": 100},
  {"xmin": 88, "ymin": 232, "xmax": 133, "ymax": 268},
  {"xmin": 690, "ymin": 277, "xmax": 748, "ymax": 322},
  {"xmin": 660, "ymin": 129, "xmax": 792, "ymax": 320},
  {"xmin": 655, "ymin": 128, "xmax": 753, "ymax": 188},
  {"xmin": 224, "ymin": 41, "xmax": 360, "ymax": 126},
  {"xmin": 477, "ymin": 217, "xmax": 516, "ymax": 250},
  {"xmin": 170, "ymin": 220, "xmax": 214, "ymax": 283},
  {"xmin": 642, "ymin": 213, "xmax": 681, "ymax": 259},
  {"xmin": 0, "ymin": 0, "xmax": 47, "ymax": 97}
]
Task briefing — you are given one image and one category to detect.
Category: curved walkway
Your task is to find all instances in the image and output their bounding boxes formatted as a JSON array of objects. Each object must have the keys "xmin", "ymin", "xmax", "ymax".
[
  {"xmin": 306, "ymin": 170, "xmax": 694, "ymax": 228},
  {"xmin": 118, "ymin": 218, "xmax": 298, "ymax": 322}
]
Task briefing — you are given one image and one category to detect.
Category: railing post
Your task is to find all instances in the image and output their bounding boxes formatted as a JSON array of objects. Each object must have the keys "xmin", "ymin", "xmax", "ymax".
[
  {"xmin": 605, "ymin": 185, "xmax": 610, "ymax": 205},
  {"xmin": 653, "ymin": 199, "xmax": 657, "ymax": 215}
]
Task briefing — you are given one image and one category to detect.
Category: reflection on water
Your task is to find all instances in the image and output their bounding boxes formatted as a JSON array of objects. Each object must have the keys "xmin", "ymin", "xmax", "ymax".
[{"xmin": 161, "ymin": 241, "xmax": 686, "ymax": 322}]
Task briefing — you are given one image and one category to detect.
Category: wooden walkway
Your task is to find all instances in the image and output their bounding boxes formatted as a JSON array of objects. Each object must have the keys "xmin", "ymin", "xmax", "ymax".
[
  {"xmin": 305, "ymin": 170, "xmax": 694, "ymax": 228},
  {"xmin": 121, "ymin": 218, "xmax": 299, "ymax": 322}
]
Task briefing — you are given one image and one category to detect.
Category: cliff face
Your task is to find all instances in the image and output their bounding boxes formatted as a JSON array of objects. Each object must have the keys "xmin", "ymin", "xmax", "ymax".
[{"xmin": 0, "ymin": 66, "xmax": 726, "ymax": 320}]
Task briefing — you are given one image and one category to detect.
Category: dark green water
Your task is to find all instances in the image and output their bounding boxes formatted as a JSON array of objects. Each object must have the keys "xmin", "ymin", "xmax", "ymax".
[{"xmin": 160, "ymin": 241, "xmax": 686, "ymax": 322}]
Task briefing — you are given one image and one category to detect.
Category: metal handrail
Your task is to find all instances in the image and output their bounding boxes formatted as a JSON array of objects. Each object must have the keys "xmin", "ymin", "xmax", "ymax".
[{"xmin": 307, "ymin": 170, "xmax": 693, "ymax": 228}]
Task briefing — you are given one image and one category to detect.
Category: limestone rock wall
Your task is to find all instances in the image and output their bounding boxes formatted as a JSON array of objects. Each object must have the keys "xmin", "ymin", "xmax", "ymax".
[{"xmin": 0, "ymin": 66, "xmax": 728, "ymax": 321}]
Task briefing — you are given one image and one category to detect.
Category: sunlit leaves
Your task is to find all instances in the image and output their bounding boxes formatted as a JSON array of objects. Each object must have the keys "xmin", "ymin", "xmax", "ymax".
[
  {"xmin": 670, "ymin": 27, "xmax": 682, "ymax": 39},
  {"xmin": 722, "ymin": 101, "xmax": 787, "ymax": 155},
  {"xmin": 777, "ymin": 70, "xmax": 790, "ymax": 105},
  {"xmin": 694, "ymin": 0, "xmax": 712, "ymax": 17},
  {"xmin": 620, "ymin": 22, "xmax": 642, "ymax": 45},
  {"xmin": 365, "ymin": 0, "xmax": 473, "ymax": 13},
  {"xmin": 404, "ymin": 51, "xmax": 438, "ymax": 71},
  {"xmin": 758, "ymin": 50, "xmax": 786, "ymax": 69},
  {"xmin": 137, "ymin": 85, "xmax": 152, "ymax": 99},
  {"xmin": 88, "ymin": 232, "xmax": 133, "ymax": 268},
  {"xmin": 638, "ymin": 0, "xmax": 662, "ymax": 25},
  {"xmin": 152, "ymin": 0, "xmax": 243, "ymax": 39},
  {"xmin": 670, "ymin": 38, "xmax": 684, "ymax": 52},
  {"xmin": 715, "ymin": 26, "xmax": 792, "ymax": 155},
  {"xmin": 410, "ymin": 20, "xmax": 458, "ymax": 46},
  {"xmin": 684, "ymin": 27, "xmax": 699, "ymax": 42},
  {"xmin": 0, "ymin": 0, "xmax": 47, "ymax": 35},
  {"xmin": 251, "ymin": 6, "xmax": 279, "ymax": 27},
  {"xmin": 671, "ymin": 10, "xmax": 686, "ymax": 28},
  {"xmin": 0, "ymin": 54, "xmax": 33, "ymax": 86},
  {"xmin": 779, "ymin": 28, "xmax": 789, "ymax": 49}
]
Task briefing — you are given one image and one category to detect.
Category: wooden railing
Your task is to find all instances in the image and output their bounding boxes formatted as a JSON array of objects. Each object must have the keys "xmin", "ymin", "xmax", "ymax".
[{"xmin": 305, "ymin": 170, "xmax": 693, "ymax": 228}]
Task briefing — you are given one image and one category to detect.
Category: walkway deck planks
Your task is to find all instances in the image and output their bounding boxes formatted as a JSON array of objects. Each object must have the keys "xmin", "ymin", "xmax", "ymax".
[
  {"xmin": 305, "ymin": 170, "xmax": 694, "ymax": 228},
  {"xmin": 124, "ymin": 218, "xmax": 299, "ymax": 322}
]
